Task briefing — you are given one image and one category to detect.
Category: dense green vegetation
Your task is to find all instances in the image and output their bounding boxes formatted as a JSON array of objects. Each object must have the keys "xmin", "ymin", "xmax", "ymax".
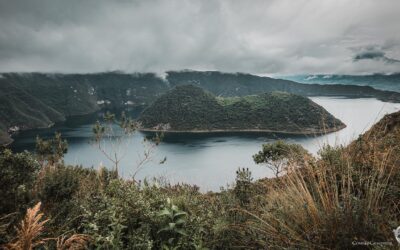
[
  {"xmin": 1, "ymin": 110, "xmax": 400, "ymax": 249},
  {"xmin": 1, "ymin": 70, "xmax": 399, "ymax": 144},
  {"xmin": 139, "ymin": 85, "xmax": 345, "ymax": 133}
]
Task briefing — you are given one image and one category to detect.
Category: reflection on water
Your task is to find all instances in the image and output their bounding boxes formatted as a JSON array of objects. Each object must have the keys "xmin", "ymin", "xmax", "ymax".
[{"xmin": 10, "ymin": 97, "xmax": 400, "ymax": 191}]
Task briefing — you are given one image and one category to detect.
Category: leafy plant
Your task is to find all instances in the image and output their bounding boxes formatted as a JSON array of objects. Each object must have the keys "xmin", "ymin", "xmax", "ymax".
[{"xmin": 157, "ymin": 198, "xmax": 187, "ymax": 248}]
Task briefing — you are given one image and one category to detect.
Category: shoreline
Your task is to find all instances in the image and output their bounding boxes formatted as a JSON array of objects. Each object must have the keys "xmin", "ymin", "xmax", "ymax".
[
  {"xmin": 1, "ymin": 110, "xmax": 100, "ymax": 147},
  {"xmin": 0, "ymin": 137, "xmax": 13, "ymax": 147},
  {"xmin": 139, "ymin": 124, "xmax": 346, "ymax": 136}
]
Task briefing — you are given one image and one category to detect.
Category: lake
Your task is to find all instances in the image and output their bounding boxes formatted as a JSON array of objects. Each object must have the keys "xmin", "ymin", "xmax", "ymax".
[{"xmin": 11, "ymin": 97, "xmax": 400, "ymax": 191}]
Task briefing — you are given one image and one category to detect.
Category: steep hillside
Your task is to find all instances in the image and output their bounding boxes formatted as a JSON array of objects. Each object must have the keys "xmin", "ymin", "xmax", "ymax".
[
  {"xmin": 348, "ymin": 110, "xmax": 400, "ymax": 168},
  {"xmin": 138, "ymin": 85, "xmax": 345, "ymax": 134},
  {"xmin": 1, "ymin": 72, "xmax": 167, "ymax": 112},
  {"xmin": 166, "ymin": 71, "xmax": 400, "ymax": 102},
  {"xmin": 0, "ymin": 72, "xmax": 168, "ymax": 144},
  {"xmin": 0, "ymin": 80, "xmax": 65, "ymax": 144}
]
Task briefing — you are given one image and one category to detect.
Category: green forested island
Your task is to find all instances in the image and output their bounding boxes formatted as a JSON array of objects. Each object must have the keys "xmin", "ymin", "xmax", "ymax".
[{"xmin": 138, "ymin": 85, "xmax": 345, "ymax": 134}]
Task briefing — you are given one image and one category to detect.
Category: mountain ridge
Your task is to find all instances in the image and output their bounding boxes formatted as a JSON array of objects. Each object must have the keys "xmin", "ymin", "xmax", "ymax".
[
  {"xmin": 1, "ymin": 70, "xmax": 399, "ymax": 144},
  {"xmin": 280, "ymin": 73, "xmax": 400, "ymax": 92}
]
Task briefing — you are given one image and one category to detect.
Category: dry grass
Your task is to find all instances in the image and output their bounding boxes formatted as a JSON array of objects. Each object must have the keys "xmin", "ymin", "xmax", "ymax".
[
  {"xmin": 240, "ymin": 112, "xmax": 400, "ymax": 248},
  {"xmin": 56, "ymin": 234, "xmax": 91, "ymax": 250},
  {"xmin": 246, "ymin": 145, "xmax": 397, "ymax": 249},
  {"xmin": 4, "ymin": 202, "xmax": 48, "ymax": 250},
  {"xmin": 3, "ymin": 202, "xmax": 90, "ymax": 250}
]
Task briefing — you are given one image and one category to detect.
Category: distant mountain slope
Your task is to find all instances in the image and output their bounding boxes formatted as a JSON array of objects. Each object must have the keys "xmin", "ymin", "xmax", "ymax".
[
  {"xmin": 0, "ymin": 72, "xmax": 168, "ymax": 144},
  {"xmin": 166, "ymin": 71, "xmax": 400, "ymax": 102},
  {"xmin": 138, "ymin": 85, "xmax": 345, "ymax": 134},
  {"xmin": 280, "ymin": 73, "xmax": 400, "ymax": 92},
  {"xmin": 1, "ymin": 72, "xmax": 167, "ymax": 111},
  {"xmin": 0, "ymin": 80, "xmax": 65, "ymax": 144}
]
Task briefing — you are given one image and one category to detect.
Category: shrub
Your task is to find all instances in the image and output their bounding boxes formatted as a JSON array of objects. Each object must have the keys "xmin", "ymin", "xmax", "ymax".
[
  {"xmin": 0, "ymin": 149, "xmax": 40, "ymax": 215},
  {"xmin": 80, "ymin": 179, "xmax": 163, "ymax": 249}
]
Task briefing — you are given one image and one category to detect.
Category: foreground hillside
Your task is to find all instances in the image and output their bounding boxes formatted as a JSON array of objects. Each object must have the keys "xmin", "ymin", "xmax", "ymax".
[
  {"xmin": 1, "ymin": 70, "xmax": 399, "ymax": 144},
  {"xmin": 139, "ymin": 85, "xmax": 345, "ymax": 134},
  {"xmin": 1, "ymin": 110, "xmax": 399, "ymax": 248}
]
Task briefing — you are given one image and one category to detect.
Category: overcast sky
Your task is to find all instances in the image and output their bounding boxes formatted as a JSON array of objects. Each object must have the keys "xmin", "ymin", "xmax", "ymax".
[{"xmin": 0, "ymin": 0, "xmax": 399, "ymax": 75}]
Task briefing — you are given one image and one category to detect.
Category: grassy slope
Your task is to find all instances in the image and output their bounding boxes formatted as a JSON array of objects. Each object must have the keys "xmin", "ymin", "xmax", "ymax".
[
  {"xmin": 348, "ymin": 109, "xmax": 400, "ymax": 173},
  {"xmin": 139, "ymin": 85, "xmax": 345, "ymax": 133}
]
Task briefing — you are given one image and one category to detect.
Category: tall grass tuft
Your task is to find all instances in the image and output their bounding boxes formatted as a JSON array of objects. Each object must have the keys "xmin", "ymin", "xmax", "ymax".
[
  {"xmin": 56, "ymin": 234, "xmax": 91, "ymax": 250},
  {"xmin": 4, "ymin": 202, "xmax": 48, "ymax": 250},
  {"xmin": 3, "ymin": 202, "xmax": 91, "ymax": 250}
]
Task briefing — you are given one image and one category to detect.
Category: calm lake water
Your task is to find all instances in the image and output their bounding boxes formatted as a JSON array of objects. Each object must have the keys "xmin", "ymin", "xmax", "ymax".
[{"xmin": 11, "ymin": 97, "xmax": 400, "ymax": 191}]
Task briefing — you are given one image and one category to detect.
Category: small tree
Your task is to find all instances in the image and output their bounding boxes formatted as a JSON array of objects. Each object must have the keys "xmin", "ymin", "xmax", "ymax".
[
  {"xmin": 92, "ymin": 111, "xmax": 164, "ymax": 179},
  {"xmin": 253, "ymin": 140, "xmax": 308, "ymax": 178},
  {"xmin": 35, "ymin": 133, "xmax": 68, "ymax": 167},
  {"xmin": 234, "ymin": 168, "xmax": 253, "ymax": 206}
]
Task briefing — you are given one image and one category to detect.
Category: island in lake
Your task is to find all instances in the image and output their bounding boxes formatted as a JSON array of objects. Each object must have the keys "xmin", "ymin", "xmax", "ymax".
[{"xmin": 138, "ymin": 85, "xmax": 346, "ymax": 134}]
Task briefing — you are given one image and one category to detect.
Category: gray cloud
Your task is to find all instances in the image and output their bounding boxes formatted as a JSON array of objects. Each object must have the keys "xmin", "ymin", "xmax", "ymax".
[
  {"xmin": 353, "ymin": 46, "xmax": 400, "ymax": 64},
  {"xmin": 0, "ymin": 0, "xmax": 399, "ymax": 74},
  {"xmin": 354, "ymin": 50, "xmax": 385, "ymax": 61}
]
